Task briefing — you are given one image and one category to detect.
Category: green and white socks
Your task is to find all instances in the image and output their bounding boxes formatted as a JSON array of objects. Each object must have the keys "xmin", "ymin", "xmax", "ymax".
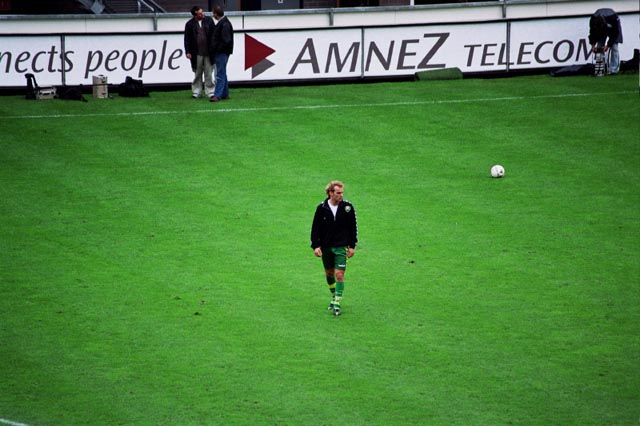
[
  {"xmin": 327, "ymin": 277, "xmax": 345, "ymax": 314},
  {"xmin": 334, "ymin": 281, "xmax": 344, "ymax": 309}
]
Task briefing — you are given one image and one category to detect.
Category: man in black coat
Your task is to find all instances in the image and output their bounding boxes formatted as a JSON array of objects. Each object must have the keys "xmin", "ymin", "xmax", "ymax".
[
  {"xmin": 184, "ymin": 6, "xmax": 215, "ymax": 98},
  {"xmin": 209, "ymin": 6, "xmax": 234, "ymax": 102}
]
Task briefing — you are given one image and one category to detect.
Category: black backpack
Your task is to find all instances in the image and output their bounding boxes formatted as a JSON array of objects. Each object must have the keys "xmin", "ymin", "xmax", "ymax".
[
  {"xmin": 118, "ymin": 76, "xmax": 149, "ymax": 97},
  {"xmin": 620, "ymin": 48, "xmax": 639, "ymax": 73},
  {"xmin": 25, "ymin": 73, "xmax": 38, "ymax": 100},
  {"xmin": 58, "ymin": 85, "xmax": 88, "ymax": 102}
]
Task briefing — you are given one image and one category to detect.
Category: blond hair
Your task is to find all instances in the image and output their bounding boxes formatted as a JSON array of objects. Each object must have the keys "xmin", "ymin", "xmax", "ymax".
[{"xmin": 325, "ymin": 180, "xmax": 344, "ymax": 196}]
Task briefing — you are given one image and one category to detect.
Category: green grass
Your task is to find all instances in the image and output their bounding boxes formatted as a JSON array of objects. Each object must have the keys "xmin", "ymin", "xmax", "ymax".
[{"xmin": 1, "ymin": 74, "xmax": 639, "ymax": 425}]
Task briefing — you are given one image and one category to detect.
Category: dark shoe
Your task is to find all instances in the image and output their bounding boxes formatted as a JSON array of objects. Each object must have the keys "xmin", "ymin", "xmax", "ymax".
[
  {"xmin": 222, "ymin": 95, "xmax": 230, "ymax": 100},
  {"xmin": 210, "ymin": 96, "xmax": 220, "ymax": 102}
]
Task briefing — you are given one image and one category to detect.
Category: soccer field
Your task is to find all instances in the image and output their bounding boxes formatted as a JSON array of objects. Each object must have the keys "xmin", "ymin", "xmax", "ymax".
[{"xmin": 1, "ymin": 74, "xmax": 639, "ymax": 425}]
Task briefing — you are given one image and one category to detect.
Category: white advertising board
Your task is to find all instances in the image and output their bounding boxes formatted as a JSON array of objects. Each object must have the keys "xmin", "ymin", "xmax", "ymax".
[
  {"xmin": 0, "ymin": 14, "xmax": 638, "ymax": 88},
  {"xmin": 510, "ymin": 18, "xmax": 600, "ymax": 69},
  {"xmin": 238, "ymin": 28, "xmax": 363, "ymax": 81},
  {"xmin": 361, "ymin": 23, "xmax": 506, "ymax": 76},
  {"xmin": 508, "ymin": 16, "xmax": 638, "ymax": 70},
  {"xmin": 64, "ymin": 34, "xmax": 189, "ymax": 84},
  {"xmin": 0, "ymin": 36, "xmax": 64, "ymax": 87}
]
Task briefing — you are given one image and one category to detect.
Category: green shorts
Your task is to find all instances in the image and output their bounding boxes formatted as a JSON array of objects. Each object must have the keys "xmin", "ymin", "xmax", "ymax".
[{"xmin": 322, "ymin": 246, "xmax": 348, "ymax": 271}]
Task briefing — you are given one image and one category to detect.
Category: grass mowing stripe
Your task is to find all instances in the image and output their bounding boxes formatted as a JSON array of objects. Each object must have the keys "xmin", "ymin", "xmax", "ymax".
[
  {"xmin": 1, "ymin": 90, "xmax": 634, "ymax": 120},
  {"xmin": 0, "ymin": 419, "xmax": 32, "ymax": 426}
]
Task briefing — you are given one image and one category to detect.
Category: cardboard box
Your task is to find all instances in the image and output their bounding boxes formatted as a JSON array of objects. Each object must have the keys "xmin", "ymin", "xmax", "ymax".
[{"xmin": 93, "ymin": 75, "xmax": 108, "ymax": 98}]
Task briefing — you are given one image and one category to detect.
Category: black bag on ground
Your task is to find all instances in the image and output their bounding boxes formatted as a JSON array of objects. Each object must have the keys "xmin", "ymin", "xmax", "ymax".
[
  {"xmin": 549, "ymin": 63, "xmax": 594, "ymax": 77},
  {"xmin": 25, "ymin": 73, "xmax": 38, "ymax": 100},
  {"xmin": 118, "ymin": 76, "xmax": 149, "ymax": 97},
  {"xmin": 58, "ymin": 85, "xmax": 88, "ymax": 102},
  {"xmin": 620, "ymin": 48, "xmax": 639, "ymax": 73}
]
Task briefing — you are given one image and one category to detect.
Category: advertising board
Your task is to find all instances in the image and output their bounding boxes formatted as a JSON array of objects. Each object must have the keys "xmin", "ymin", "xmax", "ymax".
[{"xmin": 0, "ymin": 14, "xmax": 637, "ymax": 87}]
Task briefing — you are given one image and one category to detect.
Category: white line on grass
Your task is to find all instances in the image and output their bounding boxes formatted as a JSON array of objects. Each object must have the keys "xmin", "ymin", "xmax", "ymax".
[
  {"xmin": 0, "ymin": 419, "xmax": 32, "ymax": 426},
  {"xmin": 1, "ymin": 90, "xmax": 633, "ymax": 120}
]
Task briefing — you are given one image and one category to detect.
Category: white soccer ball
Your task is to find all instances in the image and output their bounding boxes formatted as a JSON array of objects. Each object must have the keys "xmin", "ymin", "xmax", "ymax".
[{"xmin": 490, "ymin": 165, "xmax": 505, "ymax": 178}]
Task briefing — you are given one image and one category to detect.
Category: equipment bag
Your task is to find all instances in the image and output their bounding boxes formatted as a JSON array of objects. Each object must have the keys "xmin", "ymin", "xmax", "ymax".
[
  {"xmin": 550, "ymin": 63, "xmax": 594, "ymax": 77},
  {"xmin": 25, "ymin": 73, "xmax": 38, "ymax": 100},
  {"xmin": 118, "ymin": 76, "xmax": 149, "ymax": 97},
  {"xmin": 58, "ymin": 86, "xmax": 88, "ymax": 102}
]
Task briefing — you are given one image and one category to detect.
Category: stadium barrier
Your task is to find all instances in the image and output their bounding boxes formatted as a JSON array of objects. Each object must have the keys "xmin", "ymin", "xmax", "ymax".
[{"xmin": 0, "ymin": 0, "xmax": 638, "ymax": 88}]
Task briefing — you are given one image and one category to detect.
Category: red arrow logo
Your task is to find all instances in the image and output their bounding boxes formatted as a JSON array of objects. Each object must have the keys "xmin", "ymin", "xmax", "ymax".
[
  {"xmin": 245, "ymin": 34, "xmax": 276, "ymax": 69},
  {"xmin": 245, "ymin": 34, "xmax": 276, "ymax": 78}
]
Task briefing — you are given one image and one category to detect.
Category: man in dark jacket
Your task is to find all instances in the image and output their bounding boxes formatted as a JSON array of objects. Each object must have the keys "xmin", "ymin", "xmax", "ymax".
[
  {"xmin": 311, "ymin": 181, "xmax": 358, "ymax": 316},
  {"xmin": 588, "ymin": 8, "xmax": 623, "ymax": 75},
  {"xmin": 209, "ymin": 6, "xmax": 234, "ymax": 102},
  {"xmin": 184, "ymin": 6, "xmax": 215, "ymax": 98}
]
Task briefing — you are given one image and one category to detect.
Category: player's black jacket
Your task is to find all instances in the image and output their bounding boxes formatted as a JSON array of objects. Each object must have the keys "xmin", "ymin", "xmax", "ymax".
[{"xmin": 311, "ymin": 199, "xmax": 358, "ymax": 249}]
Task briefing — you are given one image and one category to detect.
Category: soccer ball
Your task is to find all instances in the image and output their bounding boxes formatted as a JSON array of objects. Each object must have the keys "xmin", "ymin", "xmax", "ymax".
[{"xmin": 490, "ymin": 165, "xmax": 505, "ymax": 178}]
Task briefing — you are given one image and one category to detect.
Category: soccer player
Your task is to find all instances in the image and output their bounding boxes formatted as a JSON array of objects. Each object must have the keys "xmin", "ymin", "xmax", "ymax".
[{"xmin": 310, "ymin": 181, "xmax": 358, "ymax": 316}]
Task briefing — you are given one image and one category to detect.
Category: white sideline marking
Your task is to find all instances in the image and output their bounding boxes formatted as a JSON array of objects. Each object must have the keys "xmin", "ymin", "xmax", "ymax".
[
  {"xmin": 1, "ymin": 90, "xmax": 633, "ymax": 120},
  {"xmin": 0, "ymin": 419, "xmax": 32, "ymax": 426}
]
